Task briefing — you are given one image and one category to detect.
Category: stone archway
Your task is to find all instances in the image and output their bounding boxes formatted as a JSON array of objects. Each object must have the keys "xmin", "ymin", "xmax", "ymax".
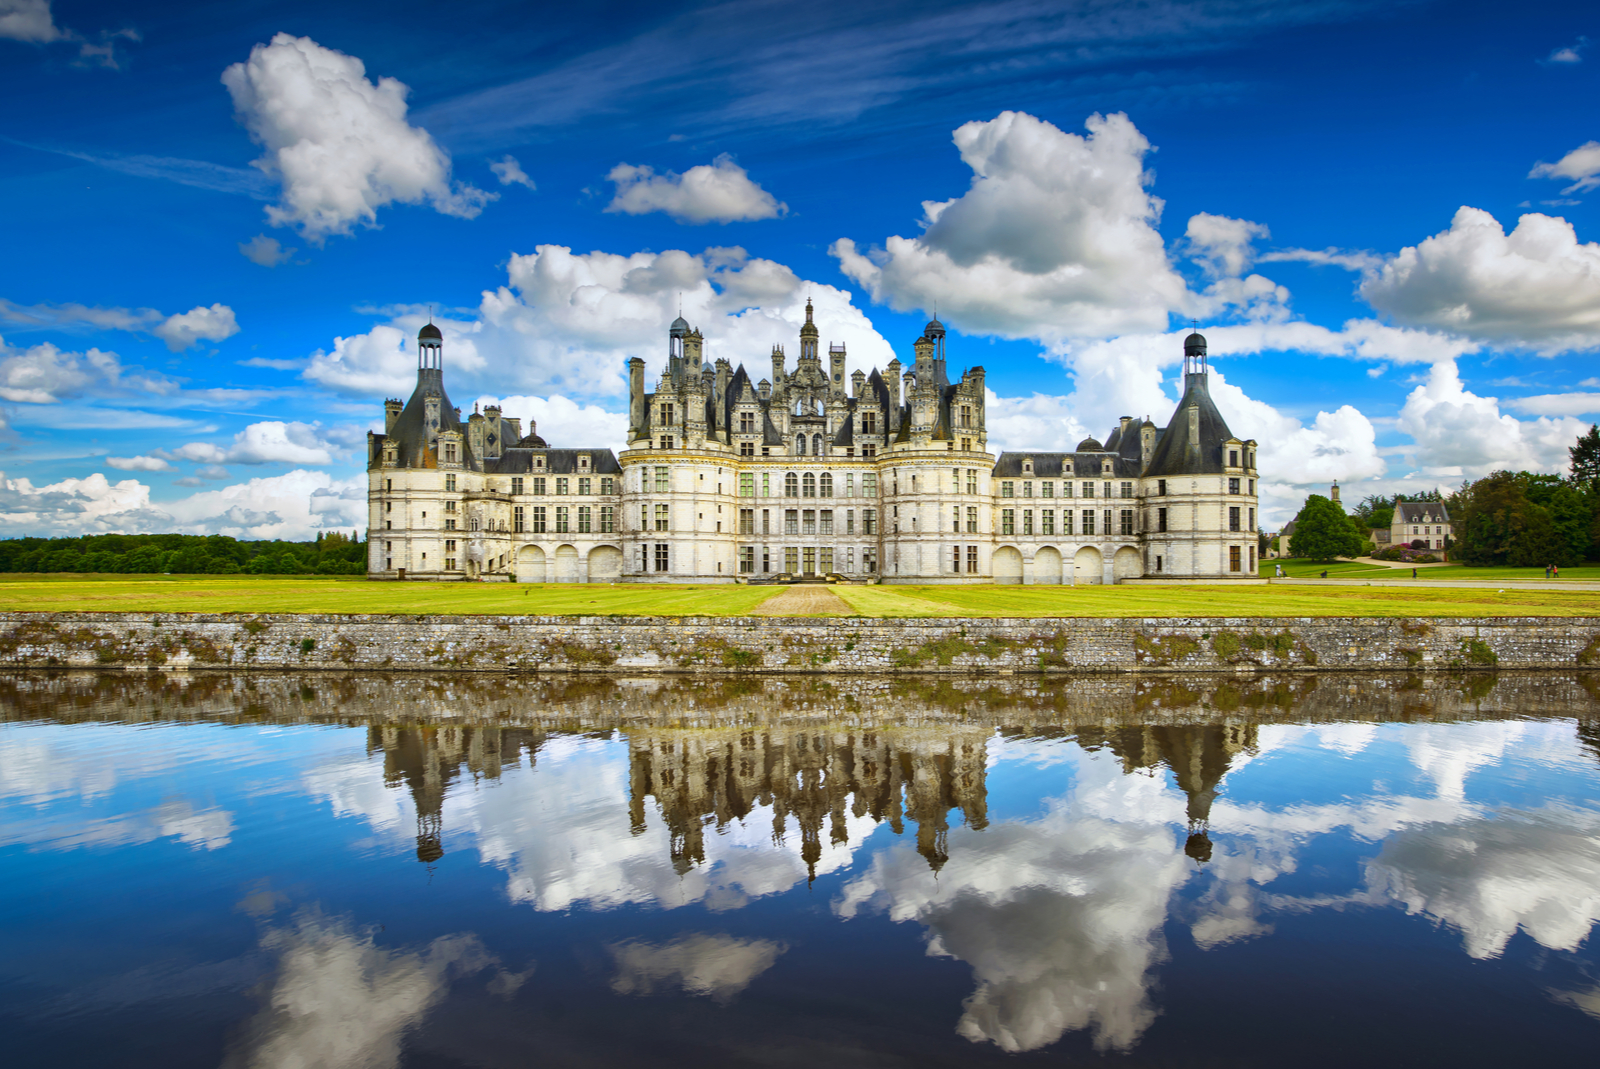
[
  {"xmin": 1113, "ymin": 546, "xmax": 1142, "ymax": 583},
  {"xmin": 515, "ymin": 545, "xmax": 546, "ymax": 583},
  {"xmin": 1073, "ymin": 546, "xmax": 1103, "ymax": 585},
  {"xmin": 554, "ymin": 544, "xmax": 580, "ymax": 583},
  {"xmin": 993, "ymin": 545, "xmax": 1023, "ymax": 584},
  {"xmin": 587, "ymin": 545, "xmax": 622, "ymax": 582},
  {"xmin": 1033, "ymin": 546, "xmax": 1063, "ymax": 585}
]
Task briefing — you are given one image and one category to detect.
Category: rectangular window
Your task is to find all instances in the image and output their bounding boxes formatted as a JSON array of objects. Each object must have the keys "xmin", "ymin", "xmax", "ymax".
[
  {"xmin": 863, "ymin": 509, "xmax": 876, "ymax": 535},
  {"xmin": 444, "ymin": 499, "xmax": 458, "ymax": 513},
  {"xmin": 514, "ymin": 506, "xmax": 525, "ymax": 533},
  {"xmin": 1023, "ymin": 481, "xmax": 1033, "ymax": 498},
  {"xmin": 601, "ymin": 477, "xmax": 614, "ymax": 494},
  {"xmin": 1082, "ymin": 510, "xmax": 1095, "ymax": 536},
  {"xmin": 639, "ymin": 504, "xmax": 649, "ymax": 531},
  {"xmin": 1063, "ymin": 510, "xmax": 1074, "ymax": 535},
  {"xmin": 785, "ymin": 509, "xmax": 799, "ymax": 535},
  {"xmin": 846, "ymin": 472, "xmax": 855, "ymax": 497},
  {"xmin": 1157, "ymin": 507, "xmax": 1168, "ymax": 533},
  {"xmin": 966, "ymin": 545, "xmax": 978, "ymax": 573},
  {"xmin": 802, "ymin": 510, "xmax": 816, "ymax": 535},
  {"xmin": 654, "ymin": 466, "xmax": 669, "ymax": 492},
  {"xmin": 820, "ymin": 547, "xmax": 834, "ymax": 573},
  {"xmin": 740, "ymin": 412, "xmax": 755, "ymax": 433},
  {"xmin": 578, "ymin": 506, "xmax": 592, "ymax": 533},
  {"xmin": 862, "ymin": 411, "xmax": 876, "ymax": 434},
  {"xmin": 1249, "ymin": 546, "xmax": 1256, "ymax": 571},
  {"xmin": 740, "ymin": 473, "xmax": 754, "ymax": 497},
  {"xmin": 511, "ymin": 477, "xmax": 523, "ymax": 495},
  {"xmin": 445, "ymin": 539, "xmax": 457, "ymax": 552},
  {"xmin": 1249, "ymin": 508, "xmax": 1255, "ymax": 530},
  {"xmin": 762, "ymin": 509, "xmax": 771, "ymax": 535},
  {"xmin": 553, "ymin": 477, "xmax": 567, "ymax": 495},
  {"xmin": 1120, "ymin": 482, "xmax": 1133, "ymax": 499},
  {"xmin": 1041, "ymin": 509, "xmax": 1054, "ymax": 535},
  {"xmin": 863, "ymin": 548, "xmax": 877, "ymax": 573},
  {"xmin": 1104, "ymin": 509, "xmax": 1113, "ymax": 535},
  {"xmin": 863, "ymin": 473, "xmax": 877, "ymax": 497},
  {"xmin": 953, "ymin": 546, "xmax": 962, "ymax": 573},
  {"xmin": 820, "ymin": 510, "xmax": 834, "ymax": 535},
  {"xmin": 556, "ymin": 506, "xmax": 570, "ymax": 534},
  {"xmin": 1082, "ymin": 481, "xmax": 1095, "ymax": 499},
  {"xmin": 654, "ymin": 504, "xmax": 670, "ymax": 532},
  {"xmin": 739, "ymin": 509, "xmax": 755, "ymax": 535},
  {"xmin": 1229, "ymin": 506, "xmax": 1241, "ymax": 532},
  {"xmin": 785, "ymin": 547, "xmax": 799, "ymax": 573},
  {"xmin": 862, "ymin": 444, "xmax": 876, "ymax": 458},
  {"xmin": 1229, "ymin": 449, "xmax": 1239, "ymax": 467},
  {"xmin": 1001, "ymin": 481, "xmax": 1014, "ymax": 498},
  {"xmin": 738, "ymin": 547, "xmax": 754, "ymax": 573},
  {"xmin": 660, "ymin": 403, "xmax": 674, "ymax": 426},
  {"xmin": 1062, "ymin": 482, "xmax": 1073, "ymax": 498},
  {"xmin": 444, "ymin": 518, "xmax": 456, "ymax": 531},
  {"xmin": 1230, "ymin": 545, "xmax": 1242, "ymax": 572},
  {"xmin": 966, "ymin": 506, "xmax": 978, "ymax": 533},
  {"xmin": 762, "ymin": 547, "xmax": 771, "ymax": 573},
  {"xmin": 1041, "ymin": 481, "xmax": 1053, "ymax": 498},
  {"xmin": 1104, "ymin": 482, "xmax": 1113, "ymax": 500},
  {"xmin": 803, "ymin": 547, "xmax": 816, "ymax": 575},
  {"xmin": 578, "ymin": 477, "xmax": 591, "ymax": 495},
  {"xmin": 655, "ymin": 543, "xmax": 670, "ymax": 572},
  {"xmin": 1001, "ymin": 509, "xmax": 1015, "ymax": 535},
  {"xmin": 445, "ymin": 474, "xmax": 456, "ymax": 492},
  {"xmin": 762, "ymin": 473, "xmax": 771, "ymax": 497},
  {"xmin": 966, "ymin": 469, "xmax": 978, "ymax": 495},
  {"xmin": 1120, "ymin": 509, "xmax": 1134, "ymax": 535},
  {"xmin": 1157, "ymin": 479, "xmax": 1167, "ymax": 495},
  {"xmin": 532, "ymin": 477, "xmax": 546, "ymax": 495},
  {"xmin": 1229, "ymin": 477, "xmax": 1240, "ymax": 494},
  {"xmin": 600, "ymin": 506, "xmax": 615, "ymax": 533},
  {"xmin": 1023, "ymin": 510, "xmax": 1034, "ymax": 535},
  {"xmin": 740, "ymin": 441, "xmax": 755, "ymax": 456},
  {"xmin": 532, "ymin": 506, "xmax": 547, "ymax": 533},
  {"xmin": 444, "ymin": 443, "xmax": 457, "ymax": 463},
  {"xmin": 445, "ymin": 558, "xmax": 455, "ymax": 570}
]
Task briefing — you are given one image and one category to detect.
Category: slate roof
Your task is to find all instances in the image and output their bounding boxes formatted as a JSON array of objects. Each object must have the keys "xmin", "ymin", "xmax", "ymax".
[
  {"xmin": 990, "ymin": 451, "xmax": 1139, "ymax": 478},
  {"xmin": 487, "ymin": 448, "xmax": 621, "ymax": 475},
  {"xmin": 380, "ymin": 367, "xmax": 467, "ymax": 469},
  {"xmin": 1394, "ymin": 501, "xmax": 1449, "ymax": 523},
  {"xmin": 1142, "ymin": 373, "xmax": 1238, "ymax": 478}
]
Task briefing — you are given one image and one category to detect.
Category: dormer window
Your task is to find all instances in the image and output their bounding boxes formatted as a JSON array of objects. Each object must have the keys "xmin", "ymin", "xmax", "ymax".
[
  {"xmin": 535, "ymin": 456, "xmax": 545, "ymax": 469},
  {"xmin": 1022, "ymin": 459, "xmax": 1033, "ymax": 474},
  {"xmin": 578, "ymin": 454, "xmax": 590, "ymax": 471},
  {"xmin": 443, "ymin": 442, "xmax": 458, "ymax": 463}
]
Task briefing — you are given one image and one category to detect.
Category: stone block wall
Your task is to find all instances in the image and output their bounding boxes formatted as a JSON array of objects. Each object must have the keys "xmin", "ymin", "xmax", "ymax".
[{"xmin": 0, "ymin": 612, "xmax": 1597, "ymax": 674}]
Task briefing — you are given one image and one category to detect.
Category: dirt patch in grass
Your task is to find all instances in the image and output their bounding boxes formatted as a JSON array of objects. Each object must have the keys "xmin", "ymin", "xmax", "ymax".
[{"xmin": 750, "ymin": 586, "xmax": 855, "ymax": 616}]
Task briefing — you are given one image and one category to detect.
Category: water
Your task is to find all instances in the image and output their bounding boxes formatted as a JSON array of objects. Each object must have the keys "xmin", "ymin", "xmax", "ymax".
[{"xmin": 2, "ymin": 671, "xmax": 1598, "ymax": 1068}]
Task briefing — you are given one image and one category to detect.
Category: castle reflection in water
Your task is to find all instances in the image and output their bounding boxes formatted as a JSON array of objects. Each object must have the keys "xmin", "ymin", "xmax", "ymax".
[{"xmin": 370, "ymin": 705, "xmax": 1252, "ymax": 875}]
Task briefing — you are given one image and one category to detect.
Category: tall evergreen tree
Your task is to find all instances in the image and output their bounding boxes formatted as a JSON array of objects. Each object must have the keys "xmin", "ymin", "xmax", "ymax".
[{"xmin": 1571, "ymin": 423, "xmax": 1600, "ymax": 492}]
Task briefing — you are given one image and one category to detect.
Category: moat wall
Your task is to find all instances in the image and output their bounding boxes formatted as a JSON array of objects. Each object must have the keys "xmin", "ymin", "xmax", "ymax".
[{"xmin": 1, "ymin": 612, "xmax": 1597, "ymax": 674}]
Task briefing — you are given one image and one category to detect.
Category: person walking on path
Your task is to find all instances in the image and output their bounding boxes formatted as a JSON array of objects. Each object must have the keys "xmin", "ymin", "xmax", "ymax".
[
  {"xmin": 1554, "ymin": 563, "xmax": 1561, "ymax": 579},
  {"xmin": 1412, "ymin": 567, "xmax": 1417, "ymax": 579},
  {"xmin": 1546, "ymin": 564, "xmax": 1553, "ymax": 579}
]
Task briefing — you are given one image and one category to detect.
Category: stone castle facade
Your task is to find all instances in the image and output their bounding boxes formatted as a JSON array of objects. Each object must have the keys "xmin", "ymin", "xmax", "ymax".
[{"xmin": 366, "ymin": 308, "xmax": 1259, "ymax": 583}]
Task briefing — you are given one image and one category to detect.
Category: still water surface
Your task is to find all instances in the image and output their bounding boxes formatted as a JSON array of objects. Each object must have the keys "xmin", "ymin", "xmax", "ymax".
[{"xmin": 3, "ymin": 672, "xmax": 1599, "ymax": 1067}]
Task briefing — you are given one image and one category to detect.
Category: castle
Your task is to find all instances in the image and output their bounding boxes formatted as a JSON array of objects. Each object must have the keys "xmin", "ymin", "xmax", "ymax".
[{"xmin": 366, "ymin": 307, "xmax": 1259, "ymax": 583}]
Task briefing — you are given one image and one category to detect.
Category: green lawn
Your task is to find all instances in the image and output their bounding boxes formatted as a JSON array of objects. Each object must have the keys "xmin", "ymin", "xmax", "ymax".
[
  {"xmin": 0, "ymin": 573, "xmax": 1594, "ymax": 618},
  {"xmin": 830, "ymin": 583, "xmax": 1600, "ymax": 618},
  {"xmin": 0, "ymin": 575, "xmax": 778, "ymax": 616},
  {"xmin": 1262, "ymin": 559, "xmax": 1600, "ymax": 581}
]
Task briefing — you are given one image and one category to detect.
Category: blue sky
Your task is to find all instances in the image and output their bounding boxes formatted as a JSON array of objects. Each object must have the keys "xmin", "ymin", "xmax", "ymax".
[{"xmin": 1, "ymin": 0, "xmax": 1598, "ymax": 534}]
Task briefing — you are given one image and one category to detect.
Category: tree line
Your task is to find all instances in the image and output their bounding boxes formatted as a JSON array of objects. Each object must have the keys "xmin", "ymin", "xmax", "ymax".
[
  {"xmin": 0, "ymin": 531, "xmax": 367, "ymax": 575},
  {"xmin": 1287, "ymin": 424, "xmax": 1600, "ymax": 565}
]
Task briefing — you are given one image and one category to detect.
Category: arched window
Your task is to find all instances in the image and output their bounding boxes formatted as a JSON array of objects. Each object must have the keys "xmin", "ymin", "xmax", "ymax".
[
  {"xmin": 819, "ymin": 472, "xmax": 833, "ymax": 497},
  {"xmin": 796, "ymin": 434, "xmax": 806, "ymax": 455},
  {"xmin": 802, "ymin": 473, "xmax": 817, "ymax": 498},
  {"xmin": 813, "ymin": 433, "xmax": 823, "ymax": 456},
  {"xmin": 785, "ymin": 472, "xmax": 799, "ymax": 497}
]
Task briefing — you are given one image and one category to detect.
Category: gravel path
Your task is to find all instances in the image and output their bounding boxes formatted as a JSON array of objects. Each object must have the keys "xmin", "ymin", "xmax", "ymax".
[{"xmin": 750, "ymin": 585, "xmax": 855, "ymax": 616}]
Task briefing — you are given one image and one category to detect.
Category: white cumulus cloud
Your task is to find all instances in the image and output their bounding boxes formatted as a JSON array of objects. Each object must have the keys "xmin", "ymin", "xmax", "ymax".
[
  {"xmin": 154, "ymin": 420, "xmax": 358, "ymax": 468},
  {"xmin": 238, "ymin": 234, "xmax": 295, "ymax": 267},
  {"xmin": 833, "ymin": 111, "xmax": 1190, "ymax": 341},
  {"xmin": 1529, "ymin": 140, "xmax": 1600, "ymax": 194},
  {"xmin": 152, "ymin": 303, "xmax": 240, "ymax": 352},
  {"xmin": 0, "ymin": 0, "xmax": 60, "ymax": 42},
  {"xmin": 306, "ymin": 245, "xmax": 894, "ymax": 401},
  {"xmin": 1185, "ymin": 212, "xmax": 1270, "ymax": 279},
  {"xmin": 1396, "ymin": 360, "xmax": 1590, "ymax": 478},
  {"xmin": 105, "ymin": 455, "xmax": 173, "ymax": 472},
  {"xmin": 1359, "ymin": 207, "xmax": 1600, "ymax": 353},
  {"xmin": 222, "ymin": 33, "xmax": 494, "ymax": 241},
  {"xmin": 606, "ymin": 154, "xmax": 785, "ymax": 223},
  {"xmin": 489, "ymin": 154, "xmax": 535, "ymax": 189}
]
